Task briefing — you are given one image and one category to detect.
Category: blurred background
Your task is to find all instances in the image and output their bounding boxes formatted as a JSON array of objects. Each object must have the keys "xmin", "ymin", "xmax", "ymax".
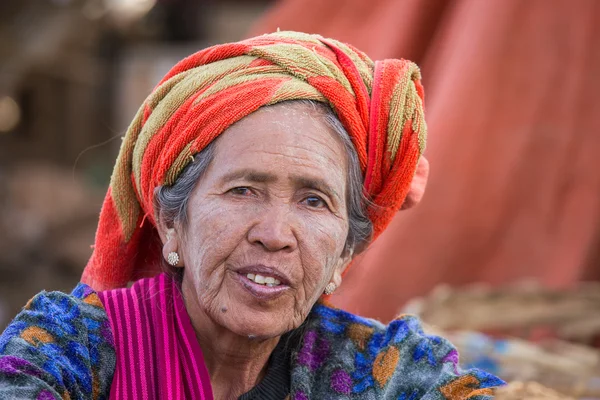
[
  {"xmin": 1, "ymin": 0, "xmax": 600, "ymax": 397},
  {"xmin": 0, "ymin": 0, "xmax": 271, "ymax": 324}
]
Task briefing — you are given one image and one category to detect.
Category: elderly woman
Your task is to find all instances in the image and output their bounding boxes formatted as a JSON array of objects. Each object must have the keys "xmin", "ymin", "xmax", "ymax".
[{"xmin": 0, "ymin": 32, "xmax": 503, "ymax": 399}]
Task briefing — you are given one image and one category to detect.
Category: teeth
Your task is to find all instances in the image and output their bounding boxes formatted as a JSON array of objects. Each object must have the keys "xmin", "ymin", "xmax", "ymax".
[{"xmin": 245, "ymin": 273, "xmax": 282, "ymax": 286}]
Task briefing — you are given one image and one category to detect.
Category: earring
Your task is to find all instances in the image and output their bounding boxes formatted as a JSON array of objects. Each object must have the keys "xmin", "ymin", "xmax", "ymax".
[
  {"xmin": 167, "ymin": 252, "xmax": 180, "ymax": 266},
  {"xmin": 324, "ymin": 282, "xmax": 336, "ymax": 295}
]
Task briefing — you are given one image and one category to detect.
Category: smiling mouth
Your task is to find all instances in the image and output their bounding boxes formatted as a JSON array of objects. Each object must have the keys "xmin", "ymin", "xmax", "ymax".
[
  {"xmin": 233, "ymin": 270, "xmax": 290, "ymax": 301},
  {"xmin": 245, "ymin": 273, "xmax": 281, "ymax": 287}
]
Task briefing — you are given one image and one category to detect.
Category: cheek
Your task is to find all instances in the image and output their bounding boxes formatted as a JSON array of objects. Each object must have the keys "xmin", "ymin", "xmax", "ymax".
[
  {"xmin": 182, "ymin": 200, "xmax": 252, "ymax": 287},
  {"xmin": 306, "ymin": 212, "xmax": 347, "ymax": 255},
  {"xmin": 297, "ymin": 214, "xmax": 348, "ymax": 291}
]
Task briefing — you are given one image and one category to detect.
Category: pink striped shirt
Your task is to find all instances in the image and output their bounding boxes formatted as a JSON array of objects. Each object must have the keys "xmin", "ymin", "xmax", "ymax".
[{"xmin": 98, "ymin": 273, "xmax": 214, "ymax": 399}]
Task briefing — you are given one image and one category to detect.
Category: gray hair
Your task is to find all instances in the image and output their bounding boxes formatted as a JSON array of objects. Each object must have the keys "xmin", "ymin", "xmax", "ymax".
[{"xmin": 154, "ymin": 100, "xmax": 373, "ymax": 256}]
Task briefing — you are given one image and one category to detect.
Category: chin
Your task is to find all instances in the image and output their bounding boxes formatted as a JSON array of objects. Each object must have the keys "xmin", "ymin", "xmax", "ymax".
[
  {"xmin": 226, "ymin": 317, "xmax": 288, "ymax": 340},
  {"xmin": 218, "ymin": 304, "xmax": 298, "ymax": 340}
]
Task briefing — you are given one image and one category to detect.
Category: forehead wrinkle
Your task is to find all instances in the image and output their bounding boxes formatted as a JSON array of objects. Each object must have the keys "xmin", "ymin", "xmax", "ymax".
[
  {"xmin": 284, "ymin": 141, "xmax": 345, "ymax": 168},
  {"xmin": 248, "ymin": 134, "xmax": 345, "ymax": 167},
  {"xmin": 249, "ymin": 146, "xmax": 341, "ymax": 167}
]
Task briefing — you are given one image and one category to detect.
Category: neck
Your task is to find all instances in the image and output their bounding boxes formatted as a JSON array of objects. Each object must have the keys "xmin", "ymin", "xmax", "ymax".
[{"xmin": 181, "ymin": 280, "xmax": 280, "ymax": 399}]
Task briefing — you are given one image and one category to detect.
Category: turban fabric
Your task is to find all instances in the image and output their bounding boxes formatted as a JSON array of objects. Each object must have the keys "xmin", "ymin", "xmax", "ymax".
[{"xmin": 82, "ymin": 31, "xmax": 427, "ymax": 290}]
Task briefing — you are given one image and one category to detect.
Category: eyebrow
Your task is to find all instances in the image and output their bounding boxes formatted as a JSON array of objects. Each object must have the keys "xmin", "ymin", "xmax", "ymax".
[
  {"xmin": 220, "ymin": 169, "xmax": 277, "ymax": 184},
  {"xmin": 220, "ymin": 169, "xmax": 342, "ymax": 202}
]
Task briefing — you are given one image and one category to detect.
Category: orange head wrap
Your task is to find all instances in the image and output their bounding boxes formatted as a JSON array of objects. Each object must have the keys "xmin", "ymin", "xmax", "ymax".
[{"xmin": 82, "ymin": 31, "xmax": 427, "ymax": 290}]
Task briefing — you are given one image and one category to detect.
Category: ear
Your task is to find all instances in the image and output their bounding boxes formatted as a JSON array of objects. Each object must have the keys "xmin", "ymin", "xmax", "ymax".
[
  {"xmin": 156, "ymin": 211, "xmax": 183, "ymax": 267},
  {"xmin": 330, "ymin": 250, "xmax": 354, "ymax": 288},
  {"xmin": 401, "ymin": 155, "xmax": 429, "ymax": 210},
  {"xmin": 161, "ymin": 228, "xmax": 182, "ymax": 266}
]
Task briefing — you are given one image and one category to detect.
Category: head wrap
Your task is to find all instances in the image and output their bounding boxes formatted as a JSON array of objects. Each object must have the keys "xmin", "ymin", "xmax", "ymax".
[{"xmin": 82, "ymin": 31, "xmax": 426, "ymax": 290}]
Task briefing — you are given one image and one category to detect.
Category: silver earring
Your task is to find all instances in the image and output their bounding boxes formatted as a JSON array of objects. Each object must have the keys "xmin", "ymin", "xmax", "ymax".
[
  {"xmin": 167, "ymin": 252, "xmax": 180, "ymax": 266},
  {"xmin": 324, "ymin": 282, "xmax": 336, "ymax": 295}
]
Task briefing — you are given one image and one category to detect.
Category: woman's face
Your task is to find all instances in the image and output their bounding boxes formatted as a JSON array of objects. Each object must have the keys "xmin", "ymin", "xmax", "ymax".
[{"xmin": 173, "ymin": 103, "xmax": 352, "ymax": 339}]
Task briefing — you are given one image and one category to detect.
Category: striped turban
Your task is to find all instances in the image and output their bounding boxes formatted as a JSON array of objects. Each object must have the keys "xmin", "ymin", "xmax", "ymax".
[{"xmin": 82, "ymin": 31, "xmax": 427, "ymax": 290}]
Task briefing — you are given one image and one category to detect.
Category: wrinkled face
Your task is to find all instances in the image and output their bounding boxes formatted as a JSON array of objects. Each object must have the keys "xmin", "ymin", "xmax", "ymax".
[{"xmin": 172, "ymin": 103, "xmax": 352, "ymax": 339}]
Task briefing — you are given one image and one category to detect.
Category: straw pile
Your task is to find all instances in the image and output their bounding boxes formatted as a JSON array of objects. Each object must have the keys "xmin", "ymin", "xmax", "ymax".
[
  {"xmin": 495, "ymin": 381, "xmax": 575, "ymax": 400},
  {"xmin": 403, "ymin": 282, "xmax": 600, "ymax": 399},
  {"xmin": 404, "ymin": 281, "xmax": 600, "ymax": 344}
]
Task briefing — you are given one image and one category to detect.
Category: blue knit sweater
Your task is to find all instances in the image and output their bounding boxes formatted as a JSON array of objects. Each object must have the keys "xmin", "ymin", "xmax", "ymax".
[{"xmin": 0, "ymin": 283, "xmax": 503, "ymax": 399}]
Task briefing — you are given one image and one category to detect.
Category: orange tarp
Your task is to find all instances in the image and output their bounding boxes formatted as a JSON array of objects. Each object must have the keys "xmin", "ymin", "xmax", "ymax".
[{"xmin": 251, "ymin": 0, "xmax": 600, "ymax": 322}]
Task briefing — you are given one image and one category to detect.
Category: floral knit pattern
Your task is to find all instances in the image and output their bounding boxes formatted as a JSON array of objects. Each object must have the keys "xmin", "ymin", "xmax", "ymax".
[
  {"xmin": 0, "ymin": 285, "xmax": 115, "ymax": 399},
  {"xmin": 0, "ymin": 283, "xmax": 503, "ymax": 399},
  {"xmin": 290, "ymin": 305, "xmax": 504, "ymax": 399}
]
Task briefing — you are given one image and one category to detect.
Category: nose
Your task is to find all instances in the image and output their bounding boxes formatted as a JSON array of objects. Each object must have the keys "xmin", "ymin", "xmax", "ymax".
[{"xmin": 247, "ymin": 205, "xmax": 297, "ymax": 252}]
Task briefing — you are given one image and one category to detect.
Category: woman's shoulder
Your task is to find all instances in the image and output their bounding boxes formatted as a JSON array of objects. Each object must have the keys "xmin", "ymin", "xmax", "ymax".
[
  {"xmin": 1, "ymin": 283, "xmax": 112, "ymax": 352},
  {"xmin": 294, "ymin": 303, "xmax": 504, "ymax": 399},
  {"xmin": 1, "ymin": 283, "xmax": 112, "ymax": 351},
  {"xmin": 0, "ymin": 284, "xmax": 115, "ymax": 399}
]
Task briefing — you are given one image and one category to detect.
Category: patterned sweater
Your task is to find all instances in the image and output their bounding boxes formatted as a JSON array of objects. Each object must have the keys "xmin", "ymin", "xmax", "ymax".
[{"xmin": 0, "ymin": 277, "xmax": 504, "ymax": 399}]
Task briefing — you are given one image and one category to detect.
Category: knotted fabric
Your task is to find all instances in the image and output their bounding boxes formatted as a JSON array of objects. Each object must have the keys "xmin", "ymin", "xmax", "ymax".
[{"xmin": 82, "ymin": 31, "xmax": 427, "ymax": 290}]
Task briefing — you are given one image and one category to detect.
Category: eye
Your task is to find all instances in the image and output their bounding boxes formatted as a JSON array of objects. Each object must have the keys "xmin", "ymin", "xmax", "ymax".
[
  {"xmin": 302, "ymin": 195, "xmax": 327, "ymax": 209},
  {"xmin": 229, "ymin": 187, "xmax": 253, "ymax": 196}
]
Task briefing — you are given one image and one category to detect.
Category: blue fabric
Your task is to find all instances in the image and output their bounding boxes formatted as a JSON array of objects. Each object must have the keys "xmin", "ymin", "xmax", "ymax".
[
  {"xmin": 0, "ymin": 284, "xmax": 115, "ymax": 399},
  {"xmin": 0, "ymin": 283, "xmax": 504, "ymax": 399}
]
